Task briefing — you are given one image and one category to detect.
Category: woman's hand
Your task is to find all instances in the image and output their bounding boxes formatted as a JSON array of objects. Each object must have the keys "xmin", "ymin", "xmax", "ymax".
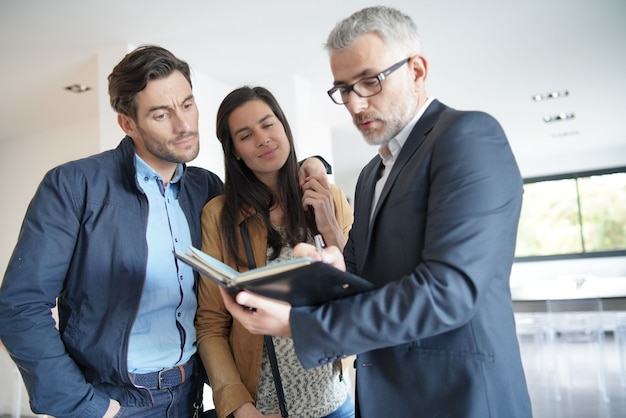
[
  {"xmin": 298, "ymin": 157, "xmax": 328, "ymax": 185},
  {"xmin": 299, "ymin": 158, "xmax": 334, "ymax": 221},
  {"xmin": 301, "ymin": 176, "xmax": 336, "ymax": 223},
  {"xmin": 300, "ymin": 169, "xmax": 346, "ymax": 250}
]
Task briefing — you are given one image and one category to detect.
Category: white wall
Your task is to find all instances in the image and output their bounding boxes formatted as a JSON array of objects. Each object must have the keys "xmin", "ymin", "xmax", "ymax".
[
  {"xmin": 515, "ymin": 143, "xmax": 626, "ymax": 179},
  {"xmin": 512, "ymin": 256, "xmax": 626, "ymax": 285},
  {"xmin": 189, "ymin": 70, "xmax": 234, "ymax": 181}
]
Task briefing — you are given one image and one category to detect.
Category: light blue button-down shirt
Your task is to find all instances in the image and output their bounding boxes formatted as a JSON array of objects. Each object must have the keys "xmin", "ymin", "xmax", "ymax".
[{"xmin": 127, "ymin": 155, "xmax": 196, "ymax": 373}]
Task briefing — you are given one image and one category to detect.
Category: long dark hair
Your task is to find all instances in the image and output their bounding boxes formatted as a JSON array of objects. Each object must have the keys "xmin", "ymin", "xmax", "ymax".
[{"xmin": 215, "ymin": 86, "xmax": 317, "ymax": 265}]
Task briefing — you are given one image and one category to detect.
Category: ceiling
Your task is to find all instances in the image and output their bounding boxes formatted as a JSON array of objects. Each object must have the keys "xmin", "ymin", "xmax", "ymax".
[{"xmin": 1, "ymin": 0, "xmax": 625, "ymax": 178}]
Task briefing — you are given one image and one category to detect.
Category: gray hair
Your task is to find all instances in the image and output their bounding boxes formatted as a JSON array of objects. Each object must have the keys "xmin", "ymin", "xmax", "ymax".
[{"xmin": 325, "ymin": 6, "xmax": 422, "ymax": 56}]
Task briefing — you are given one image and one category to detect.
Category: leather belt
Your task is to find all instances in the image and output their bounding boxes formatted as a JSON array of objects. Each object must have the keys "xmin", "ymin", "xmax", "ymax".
[{"xmin": 131, "ymin": 356, "xmax": 196, "ymax": 389}]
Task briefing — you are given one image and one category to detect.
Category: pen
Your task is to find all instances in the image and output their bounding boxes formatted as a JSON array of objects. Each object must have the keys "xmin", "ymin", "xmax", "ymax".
[{"xmin": 314, "ymin": 234, "xmax": 325, "ymax": 255}]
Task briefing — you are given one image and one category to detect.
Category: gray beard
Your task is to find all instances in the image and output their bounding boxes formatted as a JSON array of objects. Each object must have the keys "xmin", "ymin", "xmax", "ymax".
[{"xmin": 359, "ymin": 88, "xmax": 419, "ymax": 146}]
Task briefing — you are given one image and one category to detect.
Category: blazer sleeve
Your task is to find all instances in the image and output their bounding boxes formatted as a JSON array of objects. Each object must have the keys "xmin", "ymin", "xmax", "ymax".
[
  {"xmin": 290, "ymin": 110, "xmax": 524, "ymax": 368},
  {"xmin": 196, "ymin": 197, "xmax": 255, "ymax": 418}
]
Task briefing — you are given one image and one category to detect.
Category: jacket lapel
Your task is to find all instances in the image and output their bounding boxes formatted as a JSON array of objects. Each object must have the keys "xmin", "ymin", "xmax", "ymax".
[{"xmin": 352, "ymin": 156, "xmax": 383, "ymax": 274}]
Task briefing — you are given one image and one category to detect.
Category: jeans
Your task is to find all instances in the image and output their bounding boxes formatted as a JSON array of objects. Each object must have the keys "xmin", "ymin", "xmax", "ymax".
[
  {"xmin": 322, "ymin": 396, "xmax": 355, "ymax": 418},
  {"xmin": 114, "ymin": 372, "xmax": 200, "ymax": 418}
]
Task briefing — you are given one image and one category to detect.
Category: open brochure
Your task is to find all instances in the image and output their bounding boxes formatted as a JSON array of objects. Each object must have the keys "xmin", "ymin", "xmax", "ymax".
[{"xmin": 174, "ymin": 246, "xmax": 375, "ymax": 306}]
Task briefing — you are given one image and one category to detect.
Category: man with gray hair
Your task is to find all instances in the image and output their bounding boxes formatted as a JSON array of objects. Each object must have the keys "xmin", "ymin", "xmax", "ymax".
[{"xmin": 221, "ymin": 6, "xmax": 533, "ymax": 417}]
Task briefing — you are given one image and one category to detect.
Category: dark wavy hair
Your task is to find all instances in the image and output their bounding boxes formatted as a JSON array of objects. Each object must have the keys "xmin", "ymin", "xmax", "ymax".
[
  {"xmin": 108, "ymin": 45, "xmax": 192, "ymax": 119},
  {"xmin": 215, "ymin": 86, "xmax": 316, "ymax": 265}
]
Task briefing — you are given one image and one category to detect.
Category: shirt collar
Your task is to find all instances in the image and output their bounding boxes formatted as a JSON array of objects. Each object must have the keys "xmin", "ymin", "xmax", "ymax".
[{"xmin": 134, "ymin": 154, "xmax": 184, "ymax": 184}]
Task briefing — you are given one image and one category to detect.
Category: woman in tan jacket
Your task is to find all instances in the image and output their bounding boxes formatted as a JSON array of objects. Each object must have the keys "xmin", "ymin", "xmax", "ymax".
[{"xmin": 196, "ymin": 86, "xmax": 354, "ymax": 418}]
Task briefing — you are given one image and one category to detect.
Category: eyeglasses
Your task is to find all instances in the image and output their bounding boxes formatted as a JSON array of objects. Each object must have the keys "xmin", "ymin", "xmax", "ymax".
[{"xmin": 327, "ymin": 57, "xmax": 410, "ymax": 105}]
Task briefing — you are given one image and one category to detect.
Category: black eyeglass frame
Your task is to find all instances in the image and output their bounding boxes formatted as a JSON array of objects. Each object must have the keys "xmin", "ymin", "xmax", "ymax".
[{"xmin": 327, "ymin": 57, "xmax": 411, "ymax": 105}]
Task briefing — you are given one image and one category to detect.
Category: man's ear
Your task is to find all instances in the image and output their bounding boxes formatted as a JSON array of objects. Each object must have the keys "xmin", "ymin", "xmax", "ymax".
[
  {"xmin": 117, "ymin": 113, "xmax": 135, "ymax": 136},
  {"xmin": 410, "ymin": 55, "xmax": 428, "ymax": 86}
]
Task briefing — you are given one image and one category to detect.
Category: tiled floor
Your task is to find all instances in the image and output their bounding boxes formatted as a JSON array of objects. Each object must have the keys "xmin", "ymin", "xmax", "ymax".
[
  {"xmin": 519, "ymin": 324, "xmax": 626, "ymax": 418},
  {"xmin": 4, "ymin": 325, "xmax": 626, "ymax": 418}
]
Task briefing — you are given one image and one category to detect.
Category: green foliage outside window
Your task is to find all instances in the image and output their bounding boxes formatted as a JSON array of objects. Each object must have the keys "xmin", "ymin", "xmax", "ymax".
[{"xmin": 515, "ymin": 169, "xmax": 626, "ymax": 259}]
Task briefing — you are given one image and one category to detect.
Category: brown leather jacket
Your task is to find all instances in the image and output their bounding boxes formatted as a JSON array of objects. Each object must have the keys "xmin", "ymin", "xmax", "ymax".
[{"xmin": 196, "ymin": 184, "xmax": 353, "ymax": 418}]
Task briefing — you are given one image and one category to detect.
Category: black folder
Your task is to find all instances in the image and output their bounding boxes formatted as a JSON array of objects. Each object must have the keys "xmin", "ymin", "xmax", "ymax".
[{"xmin": 174, "ymin": 246, "xmax": 374, "ymax": 306}]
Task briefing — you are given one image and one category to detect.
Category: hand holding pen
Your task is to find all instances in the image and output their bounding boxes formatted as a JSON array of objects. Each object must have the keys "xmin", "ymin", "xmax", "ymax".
[
  {"xmin": 294, "ymin": 235, "xmax": 346, "ymax": 272},
  {"xmin": 314, "ymin": 234, "xmax": 325, "ymax": 255}
]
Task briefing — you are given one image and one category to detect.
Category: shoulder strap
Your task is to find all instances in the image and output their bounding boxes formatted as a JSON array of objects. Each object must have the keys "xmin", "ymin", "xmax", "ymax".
[
  {"xmin": 239, "ymin": 221, "xmax": 289, "ymax": 418},
  {"xmin": 239, "ymin": 220, "xmax": 257, "ymax": 271},
  {"xmin": 264, "ymin": 335, "xmax": 289, "ymax": 418}
]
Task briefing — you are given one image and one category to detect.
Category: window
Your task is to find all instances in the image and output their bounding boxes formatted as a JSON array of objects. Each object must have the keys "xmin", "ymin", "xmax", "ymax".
[{"xmin": 515, "ymin": 167, "xmax": 626, "ymax": 260}]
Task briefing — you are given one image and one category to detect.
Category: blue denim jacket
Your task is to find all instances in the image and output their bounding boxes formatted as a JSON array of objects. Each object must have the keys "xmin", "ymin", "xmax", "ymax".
[{"xmin": 0, "ymin": 137, "xmax": 222, "ymax": 417}]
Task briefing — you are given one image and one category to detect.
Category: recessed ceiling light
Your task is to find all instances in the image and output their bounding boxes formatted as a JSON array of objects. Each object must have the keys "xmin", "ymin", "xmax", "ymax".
[
  {"xmin": 532, "ymin": 90, "xmax": 569, "ymax": 101},
  {"xmin": 543, "ymin": 112, "xmax": 575, "ymax": 123},
  {"xmin": 552, "ymin": 130, "xmax": 580, "ymax": 138},
  {"xmin": 65, "ymin": 84, "xmax": 91, "ymax": 93}
]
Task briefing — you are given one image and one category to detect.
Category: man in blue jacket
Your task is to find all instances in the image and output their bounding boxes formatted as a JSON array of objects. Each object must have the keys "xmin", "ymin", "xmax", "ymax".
[
  {"xmin": 221, "ymin": 6, "xmax": 533, "ymax": 418},
  {"xmin": 0, "ymin": 45, "xmax": 221, "ymax": 417}
]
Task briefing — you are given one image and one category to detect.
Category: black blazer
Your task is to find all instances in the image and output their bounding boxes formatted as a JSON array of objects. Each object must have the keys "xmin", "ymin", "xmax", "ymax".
[{"xmin": 291, "ymin": 100, "xmax": 532, "ymax": 417}]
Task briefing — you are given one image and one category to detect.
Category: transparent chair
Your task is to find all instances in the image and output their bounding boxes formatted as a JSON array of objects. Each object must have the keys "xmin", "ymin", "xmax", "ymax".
[
  {"xmin": 546, "ymin": 297, "xmax": 609, "ymax": 403},
  {"xmin": 515, "ymin": 312, "xmax": 550, "ymax": 386},
  {"xmin": 615, "ymin": 312, "xmax": 626, "ymax": 388}
]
